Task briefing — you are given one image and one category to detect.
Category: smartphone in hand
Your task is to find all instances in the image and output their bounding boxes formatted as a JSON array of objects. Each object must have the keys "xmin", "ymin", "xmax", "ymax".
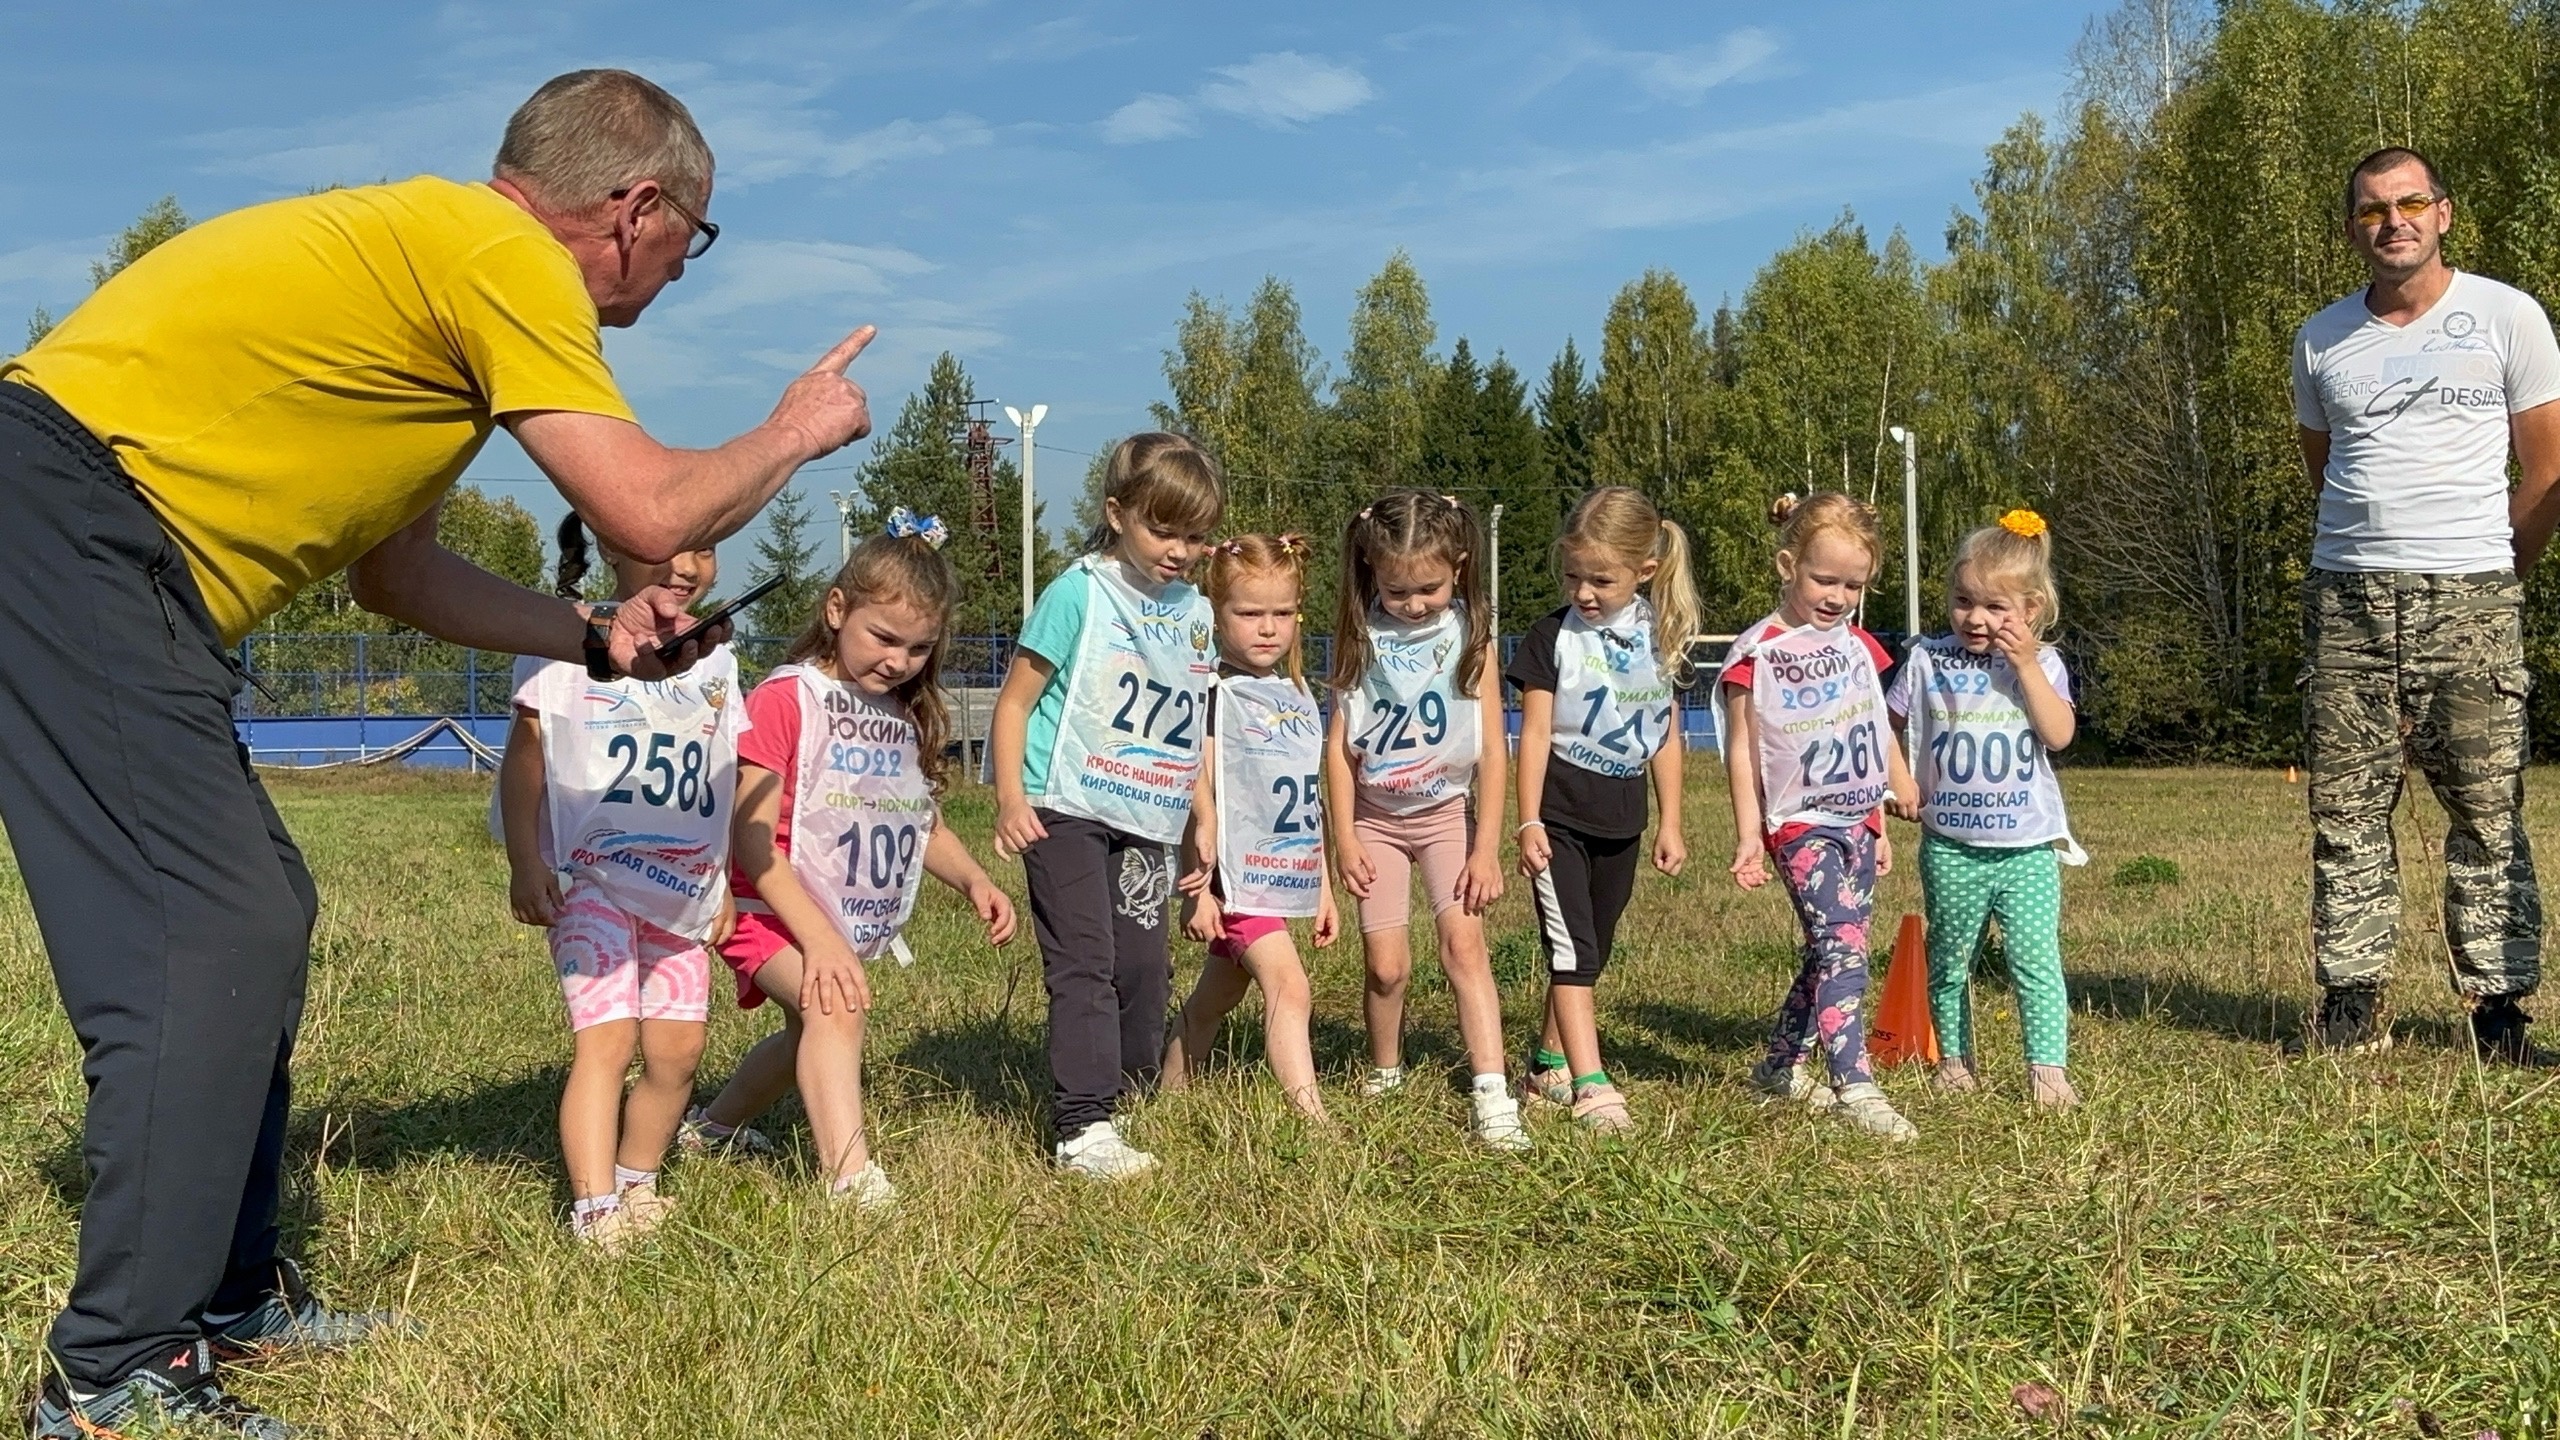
[{"xmin": 654, "ymin": 574, "xmax": 788, "ymax": 664}]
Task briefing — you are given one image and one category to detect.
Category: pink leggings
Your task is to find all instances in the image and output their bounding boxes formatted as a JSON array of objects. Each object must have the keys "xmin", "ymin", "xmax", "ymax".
[{"xmin": 1352, "ymin": 796, "xmax": 1473, "ymax": 933}]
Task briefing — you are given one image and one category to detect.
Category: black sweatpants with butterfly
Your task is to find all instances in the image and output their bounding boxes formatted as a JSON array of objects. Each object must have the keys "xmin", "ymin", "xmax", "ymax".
[{"xmin": 1022, "ymin": 809, "xmax": 1175, "ymax": 1142}]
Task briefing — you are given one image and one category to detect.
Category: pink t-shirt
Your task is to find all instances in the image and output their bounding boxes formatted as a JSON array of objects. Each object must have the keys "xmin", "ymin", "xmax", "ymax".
[
  {"xmin": 1719, "ymin": 619, "xmax": 1892, "ymax": 847},
  {"xmin": 729, "ymin": 673, "xmax": 804, "ymax": 907}
]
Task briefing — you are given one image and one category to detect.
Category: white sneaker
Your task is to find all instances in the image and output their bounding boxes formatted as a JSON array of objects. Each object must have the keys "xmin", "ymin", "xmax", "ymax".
[
  {"xmin": 828, "ymin": 1161, "xmax": 897, "ymax": 1210},
  {"xmin": 1360, "ymin": 1066, "xmax": 1407, "ymax": 1097},
  {"xmin": 1468, "ymin": 1081, "xmax": 1533, "ymax": 1152},
  {"xmin": 676, "ymin": 1106, "xmax": 782, "ymax": 1159},
  {"xmin": 1833, "ymin": 1083, "xmax": 1918, "ymax": 1143},
  {"xmin": 1054, "ymin": 1121, "xmax": 1159, "ymax": 1180},
  {"xmin": 1747, "ymin": 1056, "xmax": 1839, "ymax": 1112}
]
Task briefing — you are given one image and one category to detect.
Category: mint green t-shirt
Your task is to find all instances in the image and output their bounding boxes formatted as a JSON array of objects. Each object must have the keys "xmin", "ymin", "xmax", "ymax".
[{"xmin": 1015, "ymin": 564, "xmax": 1092, "ymax": 798}]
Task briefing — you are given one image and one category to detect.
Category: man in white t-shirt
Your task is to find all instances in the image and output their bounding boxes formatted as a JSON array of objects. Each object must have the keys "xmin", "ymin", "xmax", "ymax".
[{"xmin": 2291, "ymin": 146, "xmax": 2560, "ymax": 1062}]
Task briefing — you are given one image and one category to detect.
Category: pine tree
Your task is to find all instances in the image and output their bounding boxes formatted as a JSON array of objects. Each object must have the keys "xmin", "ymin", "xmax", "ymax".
[
  {"xmin": 1476, "ymin": 353, "xmax": 1557, "ymax": 632},
  {"xmin": 849, "ymin": 352, "xmax": 1038, "ymax": 635},
  {"xmin": 747, "ymin": 489, "xmax": 827, "ymax": 642},
  {"xmin": 1536, "ymin": 339, "xmax": 1596, "ymax": 497},
  {"xmin": 1417, "ymin": 337, "xmax": 1485, "ymax": 497}
]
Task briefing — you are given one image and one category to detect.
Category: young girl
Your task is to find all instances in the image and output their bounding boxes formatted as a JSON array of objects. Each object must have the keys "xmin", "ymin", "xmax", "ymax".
[
  {"xmin": 499, "ymin": 517, "xmax": 743, "ymax": 1248},
  {"xmin": 992, "ymin": 434, "xmax": 1223, "ymax": 1179},
  {"xmin": 688, "ymin": 512, "xmax": 1019, "ymax": 1207},
  {"xmin": 1886, "ymin": 509, "xmax": 2083, "ymax": 1109},
  {"xmin": 1324, "ymin": 490, "xmax": 1522, "ymax": 1150},
  {"xmin": 1720, "ymin": 492, "xmax": 1923, "ymax": 1143},
  {"xmin": 1163, "ymin": 534, "xmax": 1340, "ymax": 1120},
  {"xmin": 1508, "ymin": 488, "xmax": 1698, "ymax": 1134}
]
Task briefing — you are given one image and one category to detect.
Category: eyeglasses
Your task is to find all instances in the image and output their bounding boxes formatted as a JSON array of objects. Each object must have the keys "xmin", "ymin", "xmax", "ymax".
[
  {"xmin": 611, "ymin": 185, "xmax": 719, "ymax": 260},
  {"xmin": 2351, "ymin": 192, "xmax": 2441, "ymax": 227}
]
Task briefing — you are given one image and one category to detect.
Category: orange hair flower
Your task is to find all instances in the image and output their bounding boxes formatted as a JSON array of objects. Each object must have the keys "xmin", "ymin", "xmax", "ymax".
[{"xmin": 1997, "ymin": 508, "xmax": 2047, "ymax": 539}]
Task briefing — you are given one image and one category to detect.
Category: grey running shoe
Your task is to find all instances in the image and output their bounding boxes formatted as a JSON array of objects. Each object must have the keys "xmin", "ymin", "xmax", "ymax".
[
  {"xmin": 1520, "ymin": 1063, "xmax": 1572, "ymax": 1109},
  {"xmin": 2284, "ymin": 986, "xmax": 2392, "ymax": 1057},
  {"xmin": 1747, "ymin": 1056, "xmax": 1839, "ymax": 1112},
  {"xmin": 1833, "ymin": 1082, "xmax": 1918, "ymax": 1143},
  {"xmin": 30, "ymin": 1341, "xmax": 295, "ymax": 1438},
  {"xmin": 209, "ymin": 1259, "xmax": 411, "ymax": 1362},
  {"xmin": 676, "ymin": 1106, "xmax": 782, "ymax": 1158}
]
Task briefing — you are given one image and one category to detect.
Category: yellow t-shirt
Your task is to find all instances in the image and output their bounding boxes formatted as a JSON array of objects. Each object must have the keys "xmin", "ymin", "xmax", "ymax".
[{"xmin": 2, "ymin": 176, "xmax": 634, "ymax": 643}]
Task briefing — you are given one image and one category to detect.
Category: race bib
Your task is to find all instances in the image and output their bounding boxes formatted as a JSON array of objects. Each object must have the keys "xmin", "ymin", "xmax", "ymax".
[
  {"xmin": 532, "ymin": 650, "xmax": 740, "ymax": 937},
  {"xmin": 775, "ymin": 665, "xmax": 938, "ymax": 962},
  {"xmin": 1212, "ymin": 675, "xmax": 1327, "ymax": 918},
  {"xmin": 1038, "ymin": 555, "xmax": 1216, "ymax": 842},
  {"xmin": 1549, "ymin": 600, "xmax": 1673, "ymax": 780},
  {"xmin": 1898, "ymin": 639, "xmax": 2083, "ymax": 860},
  {"xmin": 1727, "ymin": 617, "xmax": 1890, "ymax": 832},
  {"xmin": 1346, "ymin": 604, "xmax": 1481, "ymax": 814}
]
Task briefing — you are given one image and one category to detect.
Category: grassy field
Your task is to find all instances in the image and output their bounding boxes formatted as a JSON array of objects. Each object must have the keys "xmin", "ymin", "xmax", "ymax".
[{"xmin": 0, "ymin": 765, "xmax": 2555, "ymax": 1437}]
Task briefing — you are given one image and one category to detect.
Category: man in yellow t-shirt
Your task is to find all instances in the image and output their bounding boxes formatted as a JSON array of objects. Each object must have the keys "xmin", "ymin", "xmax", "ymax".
[{"xmin": 1, "ymin": 70, "xmax": 878, "ymax": 1436}]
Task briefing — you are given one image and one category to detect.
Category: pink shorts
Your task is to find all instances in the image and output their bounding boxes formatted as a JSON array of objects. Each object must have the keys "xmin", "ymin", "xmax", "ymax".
[
  {"xmin": 715, "ymin": 907, "xmax": 798, "ymax": 1011},
  {"xmin": 1352, "ymin": 795, "xmax": 1473, "ymax": 934},
  {"xmin": 548, "ymin": 881, "xmax": 711, "ymax": 1031},
  {"xmin": 1208, "ymin": 911, "xmax": 1290, "ymax": 961}
]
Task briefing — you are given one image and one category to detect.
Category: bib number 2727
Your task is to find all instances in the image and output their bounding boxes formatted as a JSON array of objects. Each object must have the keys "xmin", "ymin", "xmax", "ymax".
[
  {"xmin": 603, "ymin": 731, "xmax": 718, "ymax": 819},
  {"xmin": 1110, "ymin": 674, "xmax": 1196, "ymax": 749}
]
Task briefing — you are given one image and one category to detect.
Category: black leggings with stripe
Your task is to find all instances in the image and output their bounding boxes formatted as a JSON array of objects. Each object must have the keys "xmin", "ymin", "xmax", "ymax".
[{"xmin": 1529, "ymin": 823, "xmax": 1643, "ymax": 988}]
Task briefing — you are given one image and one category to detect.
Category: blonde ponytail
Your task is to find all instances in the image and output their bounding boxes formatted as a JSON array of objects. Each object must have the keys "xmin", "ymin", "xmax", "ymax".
[{"xmin": 1650, "ymin": 518, "xmax": 1703, "ymax": 684}]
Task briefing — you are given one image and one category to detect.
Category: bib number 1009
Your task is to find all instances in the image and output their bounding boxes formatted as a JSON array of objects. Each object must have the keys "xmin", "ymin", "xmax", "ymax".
[
  {"xmin": 603, "ymin": 731, "xmax": 718, "ymax": 819},
  {"xmin": 1928, "ymin": 728, "xmax": 2040, "ymax": 785},
  {"xmin": 1796, "ymin": 720, "xmax": 1884, "ymax": 789}
]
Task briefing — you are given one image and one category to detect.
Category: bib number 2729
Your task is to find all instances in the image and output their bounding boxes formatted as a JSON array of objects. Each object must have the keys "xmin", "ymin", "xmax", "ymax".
[{"xmin": 603, "ymin": 731, "xmax": 718, "ymax": 819}]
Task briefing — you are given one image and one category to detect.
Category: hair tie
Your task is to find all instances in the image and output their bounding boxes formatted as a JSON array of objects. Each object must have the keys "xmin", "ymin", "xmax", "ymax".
[
  {"xmin": 1220, "ymin": 538, "xmax": 1248, "ymax": 555},
  {"xmin": 1356, "ymin": 506, "xmax": 1373, "ymax": 522},
  {"xmin": 1278, "ymin": 532, "xmax": 1307, "ymax": 556},
  {"xmin": 1997, "ymin": 508, "xmax": 2047, "ymax": 539},
  {"xmin": 886, "ymin": 507, "xmax": 950, "ymax": 549},
  {"xmin": 1439, "ymin": 494, "xmax": 1459, "ymax": 508}
]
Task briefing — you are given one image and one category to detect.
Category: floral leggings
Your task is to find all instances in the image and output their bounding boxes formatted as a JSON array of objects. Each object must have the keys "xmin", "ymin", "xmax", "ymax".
[{"xmin": 1765, "ymin": 824, "xmax": 1879, "ymax": 1089}]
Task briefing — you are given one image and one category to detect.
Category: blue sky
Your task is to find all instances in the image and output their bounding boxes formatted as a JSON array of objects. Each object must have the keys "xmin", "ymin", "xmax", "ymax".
[{"xmin": 0, "ymin": 1, "xmax": 2111, "ymax": 553}]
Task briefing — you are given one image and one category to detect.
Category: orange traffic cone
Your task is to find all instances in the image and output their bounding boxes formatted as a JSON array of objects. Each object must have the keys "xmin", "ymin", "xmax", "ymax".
[{"xmin": 1868, "ymin": 914, "xmax": 1940, "ymax": 1066}]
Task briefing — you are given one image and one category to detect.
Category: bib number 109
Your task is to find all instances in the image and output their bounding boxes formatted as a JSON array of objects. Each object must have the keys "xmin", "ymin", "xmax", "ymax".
[
  {"xmin": 1796, "ymin": 721, "xmax": 1883, "ymax": 789},
  {"xmin": 837, "ymin": 822, "xmax": 922, "ymax": 892},
  {"xmin": 603, "ymin": 731, "xmax": 718, "ymax": 819}
]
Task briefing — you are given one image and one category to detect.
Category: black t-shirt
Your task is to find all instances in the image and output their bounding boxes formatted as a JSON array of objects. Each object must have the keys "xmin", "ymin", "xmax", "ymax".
[{"xmin": 1504, "ymin": 607, "xmax": 1651, "ymax": 839}]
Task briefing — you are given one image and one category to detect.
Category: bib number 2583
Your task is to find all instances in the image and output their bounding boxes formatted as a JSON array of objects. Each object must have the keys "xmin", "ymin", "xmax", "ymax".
[{"xmin": 603, "ymin": 731, "xmax": 718, "ymax": 819}]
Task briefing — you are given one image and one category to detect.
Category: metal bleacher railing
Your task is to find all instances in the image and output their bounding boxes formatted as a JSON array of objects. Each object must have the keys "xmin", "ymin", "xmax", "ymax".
[{"xmin": 232, "ymin": 631, "xmax": 1760, "ymax": 769}]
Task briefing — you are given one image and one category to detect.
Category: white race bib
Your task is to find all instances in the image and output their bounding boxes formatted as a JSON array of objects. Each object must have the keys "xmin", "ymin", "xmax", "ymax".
[
  {"xmin": 772, "ymin": 665, "xmax": 937, "ymax": 962},
  {"xmin": 1212, "ymin": 675, "xmax": 1327, "ymax": 918},
  {"xmin": 531, "ymin": 650, "xmax": 741, "ymax": 938},
  {"xmin": 1548, "ymin": 600, "xmax": 1674, "ymax": 780},
  {"xmin": 1038, "ymin": 556, "xmax": 1215, "ymax": 842},
  {"xmin": 1726, "ymin": 616, "xmax": 1891, "ymax": 833},
  {"xmin": 1898, "ymin": 639, "xmax": 2085, "ymax": 862},
  {"xmin": 1345, "ymin": 604, "xmax": 1481, "ymax": 814}
]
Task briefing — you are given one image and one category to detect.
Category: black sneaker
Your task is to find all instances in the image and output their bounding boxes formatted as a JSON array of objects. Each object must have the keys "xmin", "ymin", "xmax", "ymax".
[
  {"xmin": 2472, "ymin": 996, "xmax": 2544, "ymax": 1066},
  {"xmin": 27, "ymin": 1340, "xmax": 296, "ymax": 1438},
  {"xmin": 2284, "ymin": 986, "xmax": 2393, "ymax": 1056},
  {"xmin": 208, "ymin": 1260, "xmax": 412, "ymax": 1363}
]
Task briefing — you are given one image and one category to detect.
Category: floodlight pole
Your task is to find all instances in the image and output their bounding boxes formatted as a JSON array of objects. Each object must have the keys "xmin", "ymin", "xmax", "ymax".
[
  {"xmin": 829, "ymin": 490, "xmax": 855, "ymax": 564},
  {"xmin": 1488, "ymin": 503, "xmax": 1505, "ymax": 636},
  {"xmin": 1887, "ymin": 425, "xmax": 1918, "ymax": 637},
  {"xmin": 1004, "ymin": 403, "xmax": 1047, "ymax": 625}
]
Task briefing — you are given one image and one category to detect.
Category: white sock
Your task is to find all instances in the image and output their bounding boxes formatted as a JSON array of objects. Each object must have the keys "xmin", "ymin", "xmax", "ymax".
[
  {"xmin": 1471, "ymin": 1072, "xmax": 1507, "ymax": 1098},
  {"xmin": 571, "ymin": 1193, "xmax": 620, "ymax": 1232},
  {"xmin": 614, "ymin": 1165, "xmax": 656, "ymax": 1193}
]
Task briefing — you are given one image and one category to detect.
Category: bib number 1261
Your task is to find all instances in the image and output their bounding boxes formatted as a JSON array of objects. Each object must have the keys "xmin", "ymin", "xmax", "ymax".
[{"xmin": 1796, "ymin": 721, "xmax": 1882, "ymax": 789}]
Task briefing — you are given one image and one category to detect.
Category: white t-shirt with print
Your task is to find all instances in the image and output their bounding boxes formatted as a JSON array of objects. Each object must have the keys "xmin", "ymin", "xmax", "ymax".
[{"xmin": 2292, "ymin": 270, "xmax": 2560, "ymax": 573}]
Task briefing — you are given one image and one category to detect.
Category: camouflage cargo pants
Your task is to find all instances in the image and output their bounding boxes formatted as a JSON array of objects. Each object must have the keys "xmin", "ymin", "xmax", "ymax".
[{"xmin": 2303, "ymin": 568, "xmax": 2541, "ymax": 997}]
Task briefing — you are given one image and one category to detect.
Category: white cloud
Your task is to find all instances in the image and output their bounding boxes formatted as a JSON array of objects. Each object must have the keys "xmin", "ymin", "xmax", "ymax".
[
  {"xmin": 662, "ymin": 239, "xmax": 938, "ymax": 324},
  {"xmin": 1101, "ymin": 50, "xmax": 1373, "ymax": 144},
  {"xmin": 0, "ymin": 238, "xmax": 105, "ymax": 289},
  {"xmin": 712, "ymin": 106, "xmax": 995, "ymax": 183},
  {"xmin": 1627, "ymin": 29, "xmax": 1782, "ymax": 102},
  {"xmin": 1102, "ymin": 94, "xmax": 1197, "ymax": 144},
  {"xmin": 1198, "ymin": 52, "xmax": 1376, "ymax": 127}
]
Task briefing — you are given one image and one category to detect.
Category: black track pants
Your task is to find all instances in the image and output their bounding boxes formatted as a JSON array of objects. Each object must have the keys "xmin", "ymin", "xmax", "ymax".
[{"xmin": 1020, "ymin": 809, "xmax": 1172, "ymax": 1142}]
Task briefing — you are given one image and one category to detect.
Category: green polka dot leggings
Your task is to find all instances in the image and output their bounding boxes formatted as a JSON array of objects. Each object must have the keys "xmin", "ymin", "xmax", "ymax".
[{"xmin": 1917, "ymin": 834, "xmax": 2068, "ymax": 1067}]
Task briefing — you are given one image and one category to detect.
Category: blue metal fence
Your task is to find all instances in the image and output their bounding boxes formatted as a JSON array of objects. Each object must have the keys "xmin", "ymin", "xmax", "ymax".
[{"xmin": 232, "ymin": 631, "xmax": 1778, "ymax": 768}]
